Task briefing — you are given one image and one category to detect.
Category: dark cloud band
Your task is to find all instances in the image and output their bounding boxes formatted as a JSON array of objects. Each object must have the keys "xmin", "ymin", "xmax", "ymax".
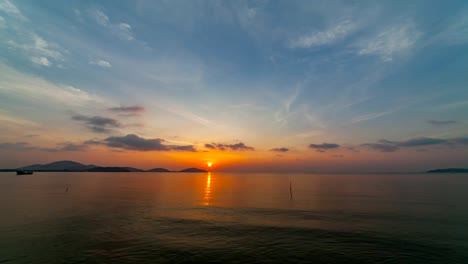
[
  {"xmin": 108, "ymin": 105, "xmax": 145, "ymax": 113},
  {"xmin": 270, "ymin": 147, "xmax": 289, "ymax": 152},
  {"xmin": 103, "ymin": 134, "xmax": 196, "ymax": 152},
  {"xmin": 72, "ymin": 114, "xmax": 121, "ymax": 133},
  {"xmin": 205, "ymin": 142, "xmax": 254, "ymax": 151},
  {"xmin": 362, "ymin": 136, "xmax": 468, "ymax": 152}
]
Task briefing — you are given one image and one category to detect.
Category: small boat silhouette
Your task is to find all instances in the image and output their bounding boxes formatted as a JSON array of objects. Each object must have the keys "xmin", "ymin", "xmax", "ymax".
[{"xmin": 16, "ymin": 170, "xmax": 33, "ymax": 175}]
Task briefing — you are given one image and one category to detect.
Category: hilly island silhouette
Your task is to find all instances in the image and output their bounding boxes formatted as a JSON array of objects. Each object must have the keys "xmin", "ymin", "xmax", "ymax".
[{"xmin": 0, "ymin": 160, "xmax": 207, "ymax": 173}]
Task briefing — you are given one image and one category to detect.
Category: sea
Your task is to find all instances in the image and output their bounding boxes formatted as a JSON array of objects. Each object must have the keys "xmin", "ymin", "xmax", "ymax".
[{"xmin": 0, "ymin": 172, "xmax": 467, "ymax": 263}]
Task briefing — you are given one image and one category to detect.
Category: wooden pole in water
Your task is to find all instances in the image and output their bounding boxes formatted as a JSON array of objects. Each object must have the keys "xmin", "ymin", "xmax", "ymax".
[{"xmin": 289, "ymin": 181, "xmax": 293, "ymax": 200}]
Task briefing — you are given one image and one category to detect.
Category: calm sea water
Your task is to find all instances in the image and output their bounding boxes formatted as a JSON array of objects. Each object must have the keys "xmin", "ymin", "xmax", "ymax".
[{"xmin": 0, "ymin": 172, "xmax": 467, "ymax": 263}]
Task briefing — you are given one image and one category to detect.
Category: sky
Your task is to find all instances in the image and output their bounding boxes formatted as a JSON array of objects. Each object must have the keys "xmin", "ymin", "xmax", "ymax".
[{"xmin": 1, "ymin": 0, "xmax": 468, "ymax": 172}]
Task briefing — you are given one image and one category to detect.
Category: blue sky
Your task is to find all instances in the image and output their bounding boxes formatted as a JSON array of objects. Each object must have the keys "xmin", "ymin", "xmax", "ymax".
[{"xmin": 1, "ymin": 0, "xmax": 467, "ymax": 171}]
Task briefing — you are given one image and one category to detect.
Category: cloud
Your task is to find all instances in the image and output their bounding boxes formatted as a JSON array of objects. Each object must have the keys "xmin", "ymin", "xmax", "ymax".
[
  {"xmin": 0, "ymin": 65, "xmax": 109, "ymax": 109},
  {"xmin": 361, "ymin": 142, "xmax": 399, "ymax": 152},
  {"xmin": 397, "ymin": 137, "xmax": 447, "ymax": 147},
  {"xmin": 83, "ymin": 139, "xmax": 102, "ymax": 145},
  {"xmin": 71, "ymin": 114, "xmax": 121, "ymax": 133},
  {"xmin": 0, "ymin": 142, "xmax": 35, "ymax": 151},
  {"xmin": 332, "ymin": 155, "xmax": 344, "ymax": 158},
  {"xmin": 357, "ymin": 22, "xmax": 421, "ymax": 61},
  {"xmin": 246, "ymin": 8, "xmax": 256, "ymax": 19},
  {"xmin": 162, "ymin": 103, "xmax": 215, "ymax": 127},
  {"xmin": 58, "ymin": 143, "xmax": 88, "ymax": 152},
  {"xmin": 90, "ymin": 59, "xmax": 112, "ymax": 68},
  {"xmin": 361, "ymin": 136, "xmax": 468, "ymax": 152},
  {"xmin": 7, "ymin": 33, "xmax": 66, "ymax": 66},
  {"xmin": 290, "ymin": 20, "xmax": 356, "ymax": 49},
  {"xmin": 349, "ymin": 110, "xmax": 393, "ymax": 124},
  {"xmin": 41, "ymin": 143, "xmax": 88, "ymax": 152},
  {"xmin": 428, "ymin": 120, "xmax": 457, "ymax": 126},
  {"xmin": 89, "ymin": 9, "xmax": 134, "ymax": 40},
  {"xmin": 205, "ymin": 143, "xmax": 216, "ymax": 149},
  {"xmin": 275, "ymin": 85, "xmax": 301, "ymax": 127},
  {"xmin": 437, "ymin": 100, "xmax": 468, "ymax": 109},
  {"xmin": 108, "ymin": 105, "xmax": 145, "ymax": 114},
  {"xmin": 0, "ymin": 0, "xmax": 26, "ymax": 20},
  {"xmin": 309, "ymin": 143, "xmax": 340, "ymax": 152},
  {"xmin": 103, "ymin": 134, "xmax": 196, "ymax": 152},
  {"xmin": 270, "ymin": 147, "xmax": 289, "ymax": 152},
  {"xmin": 90, "ymin": 9, "xmax": 109, "ymax": 26},
  {"xmin": 31, "ymin": 56, "xmax": 50, "ymax": 67},
  {"xmin": 116, "ymin": 23, "xmax": 133, "ymax": 40},
  {"xmin": 205, "ymin": 142, "xmax": 255, "ymax": 151},
  {"xmin": 0, "ymin": 141, "xmax": 88, "ymax": 152},
  {"xmin": 432, "ymin": 10, "xmax": 468, "ymax": 46}
]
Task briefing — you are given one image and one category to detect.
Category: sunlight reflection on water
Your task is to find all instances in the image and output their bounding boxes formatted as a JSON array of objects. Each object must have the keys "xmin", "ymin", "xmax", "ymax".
[
  {"xmin": 0, "ymin": 172, "xmax": 467, "ymax": 263},
  {"xmin": 204, "ymin": 172, "xmax": 212, "ymax": 206}
]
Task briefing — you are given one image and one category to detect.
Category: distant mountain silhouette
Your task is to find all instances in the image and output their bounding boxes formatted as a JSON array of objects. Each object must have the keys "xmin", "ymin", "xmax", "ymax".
[
  {"xmin": 147, "ymin": 168, "xmax": 171, "ymax": 172},
  {"xmin": 0, "ymin": 160, "xmax": 207, "ymax": 173},
  {"xmin": 427, "ymin": 168, "xmax": 468, "ymax": 173},
  {"xmin": 19, "ymin": 160, "xmax": 96, "ymax": 171},
  {"xmin": 179, "ymin": 168, "xmax": 207, "ymax": 173}
]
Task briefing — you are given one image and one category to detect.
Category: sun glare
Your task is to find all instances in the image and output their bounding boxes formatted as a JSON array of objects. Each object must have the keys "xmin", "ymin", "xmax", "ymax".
[{"xmin": 207, "ymin": 162, "xmax": 212, "ymax": 167}]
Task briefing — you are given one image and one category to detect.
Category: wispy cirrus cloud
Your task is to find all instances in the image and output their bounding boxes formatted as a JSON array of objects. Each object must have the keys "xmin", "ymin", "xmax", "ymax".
[
  {"xmin": 428, "ymin": 120, "xmax": 457, "ymax": 126},
  {"xmin": 432, "ymin": 10, "xmax": 468, "ymax": 46},
  {"xmin": 289, "ymin": 20, "xmax": 356, "ymax": 48},
  {"xmin": 0, "ymin": 64, "xmax": 107, "ymax": 107},
  {"xmin": 89, "ymin": 9, "xmax": 134, "ymax": 41},
  {"xmin": 205, "ymin": 142, "xmax": 254, "ymax": 151},
  {"xmin": 1, "ymin": 1, "xmax": 67, "ymax": 68},
  {"xmin": 0, "ymin": 0, "xmax": 26, "ymax": 20},
  {"xmin": 275, "ymin": 85, "xmax": 301, "ymax": 127},
  {"xmin": 7, "ymin": 33, "xmax": 66, "ymax": 67},
  {"xmin": 357, "ymin": 22, "xmax": 421, "ymax": 61},
  {"xmin": 349, "ymin": 110, "xmax": 394, "ymax": 124}
]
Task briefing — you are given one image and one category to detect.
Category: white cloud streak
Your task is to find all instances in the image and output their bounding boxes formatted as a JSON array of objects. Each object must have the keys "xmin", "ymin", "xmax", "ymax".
[
  {"xmin": 30, "ymin": 56, "xmax": 50, "ymax": 67},
  {"xmin": 432, "ymin": 10, "xmax": 468, "ymax": 46},
  {"xmin": 90, "ymin": 59, "xmax": 112, "ymax": 68},
  {"xmin": 0, "ymin": 0, "xmax": 26, "ymax": 20},
  {"xmin": 289, "ymin": 20, "xmax": 356, "ymax": 48},
  {"xmin": 7, "ymin": 33, "xmax": 66, "ymax": 66},
  {"xmin": 357, "ymin": 22, "xmax": 421, "ymax": 61},
  {"xmin": 0, "ymin": 63, "xmax": 108, "ymax": 107},
  {"xmin": 89, "ymin": 9, "xmax": 134, "ymax": 41},
  {"xmin": 275, "ymin": 86, "xmax": 301, "ymax": 126}
]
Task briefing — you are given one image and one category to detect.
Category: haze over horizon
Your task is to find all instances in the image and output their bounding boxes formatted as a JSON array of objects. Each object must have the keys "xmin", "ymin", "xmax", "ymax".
[{"xmin": 1, "ymin": 0, "xmax": 468, "ymax": 172}]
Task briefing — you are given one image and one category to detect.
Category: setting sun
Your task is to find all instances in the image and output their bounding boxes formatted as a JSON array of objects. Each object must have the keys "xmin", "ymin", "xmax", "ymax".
[{"xmin": 207, "ymin": 162, "xmax": 212, "ymax": 167}]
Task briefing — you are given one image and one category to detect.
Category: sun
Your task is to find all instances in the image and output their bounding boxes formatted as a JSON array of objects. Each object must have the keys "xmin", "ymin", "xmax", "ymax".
[{"xmin": 207, "ymin": 162, "xmax": 212, "ymax": 167}]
